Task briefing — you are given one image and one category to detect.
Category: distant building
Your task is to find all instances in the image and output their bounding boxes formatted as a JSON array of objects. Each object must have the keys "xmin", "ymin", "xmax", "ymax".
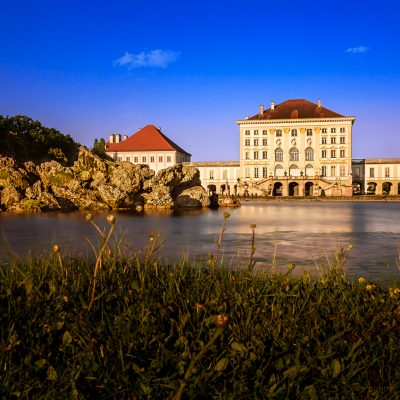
[
  {"xmin": 105, "ymin": 124, "xmax": 191, "ymax": 173},
  {"xmin": 188, "ymin": 99, "xmax": 357, "ymax": 196},
  {"xmin": 352, "ymin": 159, "xmax": 400, "ymax": 195},
  {"xmin": 184, "ymin": 161, "xmax": 240, "ymax": 195},
  {"xmin": 103, "ymin": 101, "xmax": 400, "ymax": 197},
  {"xmin": 236, "ymin": 99, "xmax": 355, "ymax": 196}
]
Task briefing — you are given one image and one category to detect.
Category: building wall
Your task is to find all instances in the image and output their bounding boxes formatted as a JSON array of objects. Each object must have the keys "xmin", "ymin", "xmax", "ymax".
[
  {"xmin": 237, "ymin": 118, "xmax": 355, "ymax": 186},
  {"xmin": 352, "ymin": 159, "xmax": 400, "ymax": 195},
  {"xmin": 184, "ymin": 161, "xmax": 240, "ymax": 194},
  {"xmin": 106, "ymin": 150, "xmax": 190, "ymax": 173}
]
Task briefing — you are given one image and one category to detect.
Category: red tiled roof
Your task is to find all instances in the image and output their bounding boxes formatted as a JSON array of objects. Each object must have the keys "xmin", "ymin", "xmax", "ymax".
[
  {"xmin": 105, "ymin": 125, "xmax": 191, "ymax": 155},
  {"xmin": 249, "ymin": 99, "xmax": 345, "ymax": 120}
]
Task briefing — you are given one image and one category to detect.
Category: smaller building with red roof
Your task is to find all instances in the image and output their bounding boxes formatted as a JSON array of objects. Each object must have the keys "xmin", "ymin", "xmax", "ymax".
[{"xmin": 105, "ymin": 124, "xmax": 191, "ymax": 172}]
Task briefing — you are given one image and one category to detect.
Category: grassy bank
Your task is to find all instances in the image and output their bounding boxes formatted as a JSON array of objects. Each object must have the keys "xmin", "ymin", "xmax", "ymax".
[{"xmin": 1, "ymin": 216, "xmax": 400, "ymax": 399}]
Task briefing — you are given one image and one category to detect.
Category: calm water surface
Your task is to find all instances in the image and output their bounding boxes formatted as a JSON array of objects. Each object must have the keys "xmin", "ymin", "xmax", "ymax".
[{"xmin": 1, "ymin": 201, "xmax": 400, "ymax": 282}]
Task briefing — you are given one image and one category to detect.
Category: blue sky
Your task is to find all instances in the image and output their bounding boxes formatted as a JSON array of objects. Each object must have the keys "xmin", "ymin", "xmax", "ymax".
[{"xmin": 1, "ymin": 0, "xmax": 400, "ymax": 161}]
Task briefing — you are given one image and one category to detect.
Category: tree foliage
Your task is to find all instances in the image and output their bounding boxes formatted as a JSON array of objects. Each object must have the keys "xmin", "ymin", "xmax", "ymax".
[
  {"xmin": 0, "ymin": 115, "xmax": 80, "ymax": 165},
  {"xmin": 91, "ymin": 137, "xmax": 112, "ymax": 161}
]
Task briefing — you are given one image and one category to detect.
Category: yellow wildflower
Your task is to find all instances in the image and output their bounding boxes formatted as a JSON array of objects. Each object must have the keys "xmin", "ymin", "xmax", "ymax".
[
  {"xmin": 215, "ymin": 315, "xmax": 228, "ymax": 326},
  {"xmin": 358, "ymin": 277, "xmax": 366, "ymax": 284}
]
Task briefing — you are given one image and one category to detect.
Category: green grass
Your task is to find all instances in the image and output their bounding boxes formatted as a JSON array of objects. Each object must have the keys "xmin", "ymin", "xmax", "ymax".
[{"xmin": 1, "ymin": 216, "xmax": 400, "ymax": 399}]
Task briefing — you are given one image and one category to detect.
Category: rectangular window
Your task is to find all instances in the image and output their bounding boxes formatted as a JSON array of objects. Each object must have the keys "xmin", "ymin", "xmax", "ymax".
[
  {"xmin": 331, "ymin": 165, "xmax": 336, "ymax": 176},
  {"xmin": 331, "ymin": 150, "xmax": 336, "ymax": 158},
  {"xmin": 369, "ymin": 168, "xmax": 375, "ymax": 178},
  {"xmin": 322, "ymin": 128, "xmax": 327, "ymax": 133},
  {"xmin": 291, "ymin": 129, "xmax": 297, "ymax": 137},
  {"xmin": 209, "ymin": 170, "xmax": 214, "ymax": 180},
  {"xmin": 262, "ymin": 151, "xmax": 268, "ymax": 159},
  {"xmin": 340, "ymin": 165, "xmax": 346, "ymax": 176},
  {"xmin": 126, "ymin": 157, "xmax": 130, "ymax": 162},
  {"xmin": 245, "ymin": 139, "xmax": 250, "ymax": 146},
  {"xmin": 322, "ymin": 137, "xmax": 327, "ymax": 144},
  {"xmin": 322, "ymin": 150, "xmax": 327, "ymax": 158},
  {"xmin": 245, "ymin": 152, "xmax": 250, "ymax": 160},
  {"xmin": 262, "ymin": 167, "xmax": 268, "ymax": 178},
  {"xmin": 223, "ymin": 169, "xmax": 228, "ymax": 179},
  {"xmin": 158, "ymin": 156, "xmax": 163, "ymax": 162},
  {"xmin": 254, "ymin": 139, "xmax": 259, "ymax": 146},
  {"xmin": 307, "ymin": 129, "xmax": 312, "ymax": 136},
  {"xmin": 354, "ymin": 167, "xmax": 360, "ymax": 178},
  {"xmin": 262, "ymin": 138, "xmax": 267, "ymax": 146},
  {"xmin": 254, "ymin": 167, "xmax": 259, "ymax": 178},
  {"xmin": 340, "ymin": 149, "xmax": 345, "ymax": 158},
  {"xmin": 117, "ymin": 157, "xmax": 122, "ymax": 162},
  {"xmin": 385, "ymin": 167, "xmax": 390, "ymax": 178},
  {"xmin": 245, "ymin": 168, "xmax": 250, "ymax": 178},
  {"xmin": 254, "ymin": 130, "xmax": 259, "ymax": 135},
  {"xmin": 150, "ymin": 156, "xmax": 155, "ymax": 163},
  {"xmin": 167, "ymin": 156, "xmax": 171, "ymax": 162},
  {"xmin": 340, "ymin": 127, "xmax": 345, "ymax": 133},
  {"xmin": 331, "ymin": 128, "xmax": 336, "ymax": 133},
  {"xmin": 340, "ymin": 137, "xmax": 345, "ymax": 144},
  {"xmin": 245, "ymin": 130, "xmax": 250, "ymax": 135},
  {"xmin": 262, "ymin": 130, "xmax": 268, "ymax": 135},
  {"xmin": 254, "ymin": 151, "xmax": 259, "ymax": 160},
  {"xmin": 134, "ymin": 157, "xmax": 138, "ymax": 163},
  {"xmin": 142, "ymin": 156, "xmax": 146, "ymax": 163},
  {"xmin": 321, "ymin": 166, "xmax": 327, "ymax": 177},
  {"xmin": 331, "ymin": 137, "xmax": 336, "ymax": 144},
  {"xmin": 276, "ymin": 130, "xmax": 282, "ymax": 137}
]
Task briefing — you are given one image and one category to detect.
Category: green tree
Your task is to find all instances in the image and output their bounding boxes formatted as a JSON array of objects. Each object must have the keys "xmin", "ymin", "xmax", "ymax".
[
  {"xmin": 0, "ymin": 115, "xmax": 79, "ymax": 165},
  {"xmin": 91, "ymin": 137, "xmax": 112, "ymax": 160}
]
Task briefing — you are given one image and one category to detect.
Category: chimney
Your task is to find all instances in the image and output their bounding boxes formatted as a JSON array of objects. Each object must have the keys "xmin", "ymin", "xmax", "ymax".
[
  {"xmin": 317, "ymin": 99, "xmax": 321, "ymax": 107},
  {"xmin": 271, "ymin": 101, "xmax": 275, "ymax": 110},
  {"xmin": 123, "ymin": 135, "xmax": 128, "ymax": 141},
  {"xmin": 259, "ymin": 104, "xmax": 264, "ymax": 115},
  {"xmin": 109, "ymin": 134, "xmax": 115, "ymax": 143},
  {"xmin": 115, "ymin": 134, "xmax": 121, "ymax": 143}
]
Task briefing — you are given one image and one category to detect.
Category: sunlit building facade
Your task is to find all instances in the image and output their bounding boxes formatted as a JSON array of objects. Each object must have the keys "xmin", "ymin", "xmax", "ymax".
[
  {"xmin": 352, "ymin": 159, "xmax": 400, "ymax": 195},
  {"xmin": 105, "ymin": 124, "xmax": 191, "ymax": 173},
  {"xmin": 104, "ymin": 100, "xmax": 400, "ymax": 197},
  {"xmin": 236, "ymin": 99, "xmax": 355, "ymax": 196}
]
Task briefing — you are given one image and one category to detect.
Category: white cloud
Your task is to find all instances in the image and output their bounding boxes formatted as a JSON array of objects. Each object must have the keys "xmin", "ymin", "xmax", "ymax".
[
  {"xmin": 345, "ymin": 46, "xmax": 370, "ymax": 54},
  {"xmin": 114, "ymin": 49, "xmax": 180, "ymax": 69}
]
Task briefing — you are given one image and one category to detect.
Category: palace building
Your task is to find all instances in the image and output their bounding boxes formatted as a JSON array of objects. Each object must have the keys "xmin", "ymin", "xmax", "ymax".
[
  {"xmin": 103, "ymin": 99, "xmax": 400, "ymax": 197},
  {"xmin": 105, "ymin": 124, "xmax": 191, "ymax": 173},
  {"xmin": 235, "ymin": 99, "xmax": 355, "ymax": 196},
  {"xmin": 188, "ymin": 99, "xmax": 357, "ymax": 197}
]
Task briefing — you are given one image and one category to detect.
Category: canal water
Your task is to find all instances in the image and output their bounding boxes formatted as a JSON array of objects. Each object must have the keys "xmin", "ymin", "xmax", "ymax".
[{"xmin": 1, "ymin": 201, "xmax": 400, "ymax": 282}]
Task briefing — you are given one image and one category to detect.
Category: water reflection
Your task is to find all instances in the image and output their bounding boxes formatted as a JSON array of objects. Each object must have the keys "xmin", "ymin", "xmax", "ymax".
[{"xmin": 1, "ymin": 201, "xmax": 400, "ymax": 282}]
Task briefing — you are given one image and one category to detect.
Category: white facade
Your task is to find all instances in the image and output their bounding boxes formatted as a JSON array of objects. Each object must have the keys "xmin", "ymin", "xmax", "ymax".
[
  {"xmin": 113, "ymin": 150, "xmax": 189, "ymax": 172},
  {"xmin": 352, "ymin": 159, "xmax": 400, "ymax": 195},
  {"xmin": 184, "ymin": 161, "xmax": 240, "ymax": 194},
  {"xmin": 105, "ymin": 127, "xmax": 191, "ymax": 174}
]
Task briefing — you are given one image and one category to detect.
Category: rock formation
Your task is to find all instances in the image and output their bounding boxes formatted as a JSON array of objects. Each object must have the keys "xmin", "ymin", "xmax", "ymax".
[{"xmin": 0, "ymin": 146, "xmax": 211, "ymax": 212}]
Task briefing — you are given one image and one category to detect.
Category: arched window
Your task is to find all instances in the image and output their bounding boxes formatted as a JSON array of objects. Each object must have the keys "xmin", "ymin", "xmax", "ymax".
[
  {"xmin": 275, "ymin": 148, "xmax": 283, "ymax": 162},
  {"xmin": 289, "ymin": 164, "xmax": 299, "ymax": 177},
  {"xmin": 274, "ymin": 164, "xmax": 283, "ymax": 176},
  {"xmin": 289, "ymin": 147, "xmax": 299, "ymax": 161},
  {"xmin": 291, "ymin": 129, "xmax": 297, "ymax": 137},
  {"xmin": 305, "ymin": 164, "xmax": 314, "ymax": 176},
  {"xmin": 305, "ymin": 147, "xmax": 314, "ymax": 161}
]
